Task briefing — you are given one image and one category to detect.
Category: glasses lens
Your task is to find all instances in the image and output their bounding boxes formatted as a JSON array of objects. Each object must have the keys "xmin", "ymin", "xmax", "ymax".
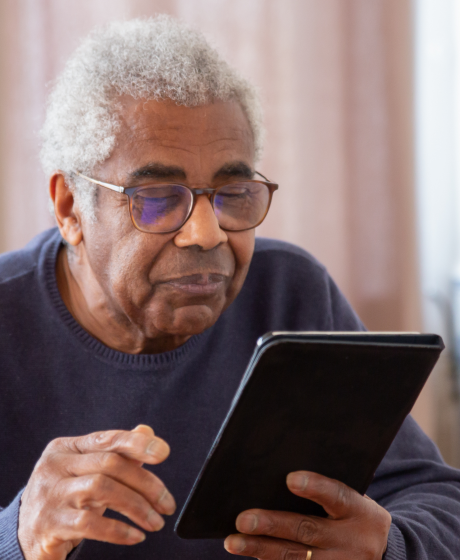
[
  {"xmin": 214, "ymin": 182, "xmax": 271, "ymax": 231},
  {"xmin": 131, "ymin": 185, "xmax": 192, "ymax": 233}
]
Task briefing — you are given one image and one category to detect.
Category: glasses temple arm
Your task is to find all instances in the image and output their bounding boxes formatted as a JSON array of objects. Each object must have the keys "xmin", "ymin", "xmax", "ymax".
[
  {"xmin": 255, "ymin": 170, "xmax": 271, "ymax": 182},
  {"xmin": 73, "ymin": 171, "xmax": 125, "ymax": 194},
  {"xmin": 73, "ymin": 170, "xmax": 273, "ymax": 191}
]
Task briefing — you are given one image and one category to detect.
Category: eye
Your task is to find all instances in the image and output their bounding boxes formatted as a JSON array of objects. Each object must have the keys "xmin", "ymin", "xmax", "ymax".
[
  {"xmin": 136, "ymin": 185, "xmax": 188, "ymax": 207},
  {"xmin": 144, "ymin": 194, "xmax": 180, "ymax": 203},
  {"xmin": 217, "ymin": 187, "xmax": 250, "ymax": 198}
]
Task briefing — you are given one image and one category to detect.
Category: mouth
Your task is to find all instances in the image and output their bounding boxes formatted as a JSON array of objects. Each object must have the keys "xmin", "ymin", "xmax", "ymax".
[{"xmin": 163, "ymin": 273, "xmax": 228, "ymax": 295}]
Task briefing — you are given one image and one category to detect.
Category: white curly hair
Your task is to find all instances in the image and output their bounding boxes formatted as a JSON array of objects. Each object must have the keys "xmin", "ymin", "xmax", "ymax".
[{"xmin": 40, "ymin": 15, "xmax": 264, "ymax": 220}]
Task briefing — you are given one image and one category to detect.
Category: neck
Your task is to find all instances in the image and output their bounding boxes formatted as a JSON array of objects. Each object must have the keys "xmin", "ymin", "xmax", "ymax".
[{"xmin": 55, "ymin": 246, "xmax": 191, "ymax": 354}]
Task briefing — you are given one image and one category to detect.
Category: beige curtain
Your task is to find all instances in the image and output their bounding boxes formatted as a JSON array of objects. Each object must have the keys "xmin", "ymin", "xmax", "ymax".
[{"xmin": 0, "ymin": 1, "xmax": 435, "ymax": 435}]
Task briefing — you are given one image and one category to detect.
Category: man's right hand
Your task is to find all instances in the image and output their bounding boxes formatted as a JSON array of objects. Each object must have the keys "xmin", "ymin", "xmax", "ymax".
[{"xmin": 18, "ymin": 425, "xmax": 175, "ymax": 560}]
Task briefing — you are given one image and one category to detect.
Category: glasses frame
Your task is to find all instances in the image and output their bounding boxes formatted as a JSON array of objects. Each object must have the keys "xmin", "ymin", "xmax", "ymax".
[{"xmin": 73, "ymin": 170, "xmax": 279, "ymax": 234}]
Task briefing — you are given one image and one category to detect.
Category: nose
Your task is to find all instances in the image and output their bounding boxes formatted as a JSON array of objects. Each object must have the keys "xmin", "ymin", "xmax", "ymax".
[{"xmin": 173, "ymin": 194, "xmax": 228, "ymax": 250}]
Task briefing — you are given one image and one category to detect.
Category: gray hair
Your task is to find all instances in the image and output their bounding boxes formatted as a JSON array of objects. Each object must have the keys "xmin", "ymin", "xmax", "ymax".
[{"xmin": 40, "ymin": 15, "xmax": 264, "ymax": 220}]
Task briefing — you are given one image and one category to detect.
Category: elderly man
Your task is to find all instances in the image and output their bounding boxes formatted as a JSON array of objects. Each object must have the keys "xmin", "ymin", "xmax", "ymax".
[{"xmin": 0, "ymin": 16, "xmax": 459, "ymax": 560}]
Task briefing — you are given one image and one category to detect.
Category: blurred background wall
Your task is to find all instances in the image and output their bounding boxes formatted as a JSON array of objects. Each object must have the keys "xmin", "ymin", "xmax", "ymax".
[{"xmin": 0, "ymin": 0, "xmax": 459, "ymax": 465}]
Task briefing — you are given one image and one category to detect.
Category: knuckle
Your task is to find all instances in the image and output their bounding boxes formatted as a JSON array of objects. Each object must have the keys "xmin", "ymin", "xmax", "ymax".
[
  {"xmin": 87, "ymin": 473, "xmax": 111, "ymax": 494},
  {"xmin": 69, "ymin": 430, "xmax": 126, "ymax": 454},
  {"xmin": 33, "ymin": 458, "xmax": 51, "ymax": 478},
  {"xmin": 99, "ymin": 452, "xmax": 123, "ymax": 472},
  {"xmin": 263, "ymin": 517, "xmax": 277, "ymax": 537},
  {"xmin": 94, "ymin": 431, "xmax": 122, "ymax": 449},
  {"xmin": 44, "ymin": 437, "xmax": 66, "ymax": 454},
  {"xmin": 30, "ymin": 468, "xmax": 51, "ymax": 493},
  {"xmin": 38, "ymin": 450, "xmax": 64, "ymax": 472},
  {"xmin": 281, "ymin": 547, "xmax": 302, "ymax": 560},
  {"xmin": 295, "ymin": 518, "xmax": 318, "ymax": 545},
  {"xmin": 31, "ymin": 458, "xmax": 60, "ymax": 488},
  {"xmin": 72, "ymin": 509, "xmax": 93, "ymax": 533},
  {"xmin": 95, "ymin": 430, "xmax": 146, "ymax": 456},
  {"xmin": 333, "ymin": 482, "xmax": 349, "ymax": 510},
  {"xmin": 56, "ymin": 436, "xmax": 86, "ymax": 455}
]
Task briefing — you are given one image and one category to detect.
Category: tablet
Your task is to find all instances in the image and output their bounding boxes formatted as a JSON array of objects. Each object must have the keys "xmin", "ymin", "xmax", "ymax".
[{"xmin": 175, "ymin": 331, "xmax": 444, "ymax": 539}]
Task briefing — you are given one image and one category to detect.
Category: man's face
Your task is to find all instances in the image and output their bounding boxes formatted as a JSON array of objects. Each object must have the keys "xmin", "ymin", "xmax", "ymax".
[{"xmin": 78, "ymin": 98, "xmax": 256, "ymax": 346}]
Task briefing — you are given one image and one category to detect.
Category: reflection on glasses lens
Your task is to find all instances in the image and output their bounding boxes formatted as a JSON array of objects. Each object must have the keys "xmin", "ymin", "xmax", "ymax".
[
  {"xmin": 214, "ymin": 183, "xmax": 270, "ymax": 231},
  {"xmin": 131, "ymin": 185, "xmax": 192, "ymax": 233},
  {"xmin": 130, "ymin": 182, "xmax": 271, "ymax": 233}
]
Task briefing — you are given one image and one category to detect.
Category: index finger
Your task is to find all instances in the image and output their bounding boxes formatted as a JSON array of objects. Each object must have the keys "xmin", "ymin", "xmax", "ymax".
[
  {"xmin": 48, "ymin": 428, "xmax": 170, "ymax": 465},
  {"xmin": 286, "ymin": 471, "xmax": 366, "ymax": 519}
]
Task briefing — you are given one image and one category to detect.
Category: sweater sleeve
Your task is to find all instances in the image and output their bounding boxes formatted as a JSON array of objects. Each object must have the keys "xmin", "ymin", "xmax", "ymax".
[
  {"xmin": 0, "ymin": 491, "xmax": 25, "ymax": 560},
  {"xmin": 368, "ymin": 416, "xmax": 460, "ymax": 559},
  {"xmin": 326, "ymin": 277, "xmax": 460, "ymax": 557}
]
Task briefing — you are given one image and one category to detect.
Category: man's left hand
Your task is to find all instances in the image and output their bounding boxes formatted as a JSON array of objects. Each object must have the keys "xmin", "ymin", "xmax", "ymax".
[{"xmin": 224, "ymin": 471, "xmax": 392, "ymax": 559}]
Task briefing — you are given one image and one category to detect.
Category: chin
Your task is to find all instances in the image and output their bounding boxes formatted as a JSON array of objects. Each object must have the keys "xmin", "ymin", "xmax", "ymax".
[{"xmin": 149, "ymin": 303, "xmax": 222, "ymax": 337}]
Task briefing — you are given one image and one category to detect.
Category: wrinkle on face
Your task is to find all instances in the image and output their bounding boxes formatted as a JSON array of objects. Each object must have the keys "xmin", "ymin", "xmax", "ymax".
[{"xmin": 61, "ymin": 97, "xmax": 256, "ymax": 353}]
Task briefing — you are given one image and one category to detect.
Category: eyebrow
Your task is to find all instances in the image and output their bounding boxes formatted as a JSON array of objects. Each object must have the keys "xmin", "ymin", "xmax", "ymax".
[
  {"xmin": 128, "ymin": 163, "xmax": 187, "ymax": 182},
  {"xmin": 212, "ymin": 162, "xmax": 254, "ymax": 181},
  {"xmin": 127, "ymin": 161, "xmax": 254, "ymax": 184}
]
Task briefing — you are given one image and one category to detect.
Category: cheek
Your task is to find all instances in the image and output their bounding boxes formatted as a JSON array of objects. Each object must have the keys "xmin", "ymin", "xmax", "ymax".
[
  {"xmin": 83, "ymin": 194, "xmax": 134, "ymax": 266},
  {"xmin": 106, "ymin": 236, "xmax": 172, "ymax": 307},
  {"xmin": 228, "ymin": 230, "xmax": 255, "ymax": 272},
  {"xmin": 225, "ymin": 230, "xmax": 255, "ymax": 300},
  {"xmin": 85, "ymin": 214, "xmax": 171, "ymax": 308}
]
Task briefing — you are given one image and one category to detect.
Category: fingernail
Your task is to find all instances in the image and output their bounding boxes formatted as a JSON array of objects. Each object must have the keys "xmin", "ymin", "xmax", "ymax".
[
  {"xmin": 238, "ymin": 513, "xmax": 258, "ymax": 533},
  {"xmin": 224, "ymin": 535, "xmax": 246, "ymax": 553},
  {"xmin": 158, "ymin": 487, "xmax": 176, "ymax": 514},
  {"xmin": 128, "ymin": 527, "xmax": 146, "ymax": 543},
  {"xmin": 147, "ymin": 509, "xmax": 165, "ymax": 531},
  {"xmin": 287, "ymin": 472, "xmax": 309, "ymax": 491}
]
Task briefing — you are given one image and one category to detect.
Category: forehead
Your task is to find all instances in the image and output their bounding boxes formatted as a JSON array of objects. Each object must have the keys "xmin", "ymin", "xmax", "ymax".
[{"xmin": 110, "ymin": 97, "xmax": 255, "ymax": 179}]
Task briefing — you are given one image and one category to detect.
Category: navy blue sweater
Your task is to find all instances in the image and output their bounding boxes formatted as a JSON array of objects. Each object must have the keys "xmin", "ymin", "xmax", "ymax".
[{"xmin": 0, "ymin": 228, "xmax": 459, "ymax": 560}]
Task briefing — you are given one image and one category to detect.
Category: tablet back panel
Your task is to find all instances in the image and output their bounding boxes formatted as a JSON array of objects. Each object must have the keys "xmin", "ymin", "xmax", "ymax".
[{"xmin": 175, "ymin": 333, "xmax": 443, "ymax": 539}]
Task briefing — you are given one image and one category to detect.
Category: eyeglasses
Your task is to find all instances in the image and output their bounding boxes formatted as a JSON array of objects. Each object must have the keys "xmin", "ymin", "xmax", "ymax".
[{"xmin": 73, "ymin": 171, "xmax": 278, "ymax": 234}]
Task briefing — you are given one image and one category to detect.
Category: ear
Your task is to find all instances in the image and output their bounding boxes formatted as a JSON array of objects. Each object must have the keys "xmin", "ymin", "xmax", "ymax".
[{"xmin": 49, "ymin": 172, "xmax": 83, "ymax": 246}]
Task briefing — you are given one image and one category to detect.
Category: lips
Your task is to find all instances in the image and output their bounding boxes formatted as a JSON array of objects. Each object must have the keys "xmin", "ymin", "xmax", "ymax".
[{"xmin": 164, "ymin": 273, "xmax": 227, "ymax": 295}]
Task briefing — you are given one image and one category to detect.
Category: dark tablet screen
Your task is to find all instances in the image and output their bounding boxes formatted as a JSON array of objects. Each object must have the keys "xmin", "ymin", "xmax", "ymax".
[{"xmin": 175, "ymin": 332, "xmax": 443, "ymax": 539}]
